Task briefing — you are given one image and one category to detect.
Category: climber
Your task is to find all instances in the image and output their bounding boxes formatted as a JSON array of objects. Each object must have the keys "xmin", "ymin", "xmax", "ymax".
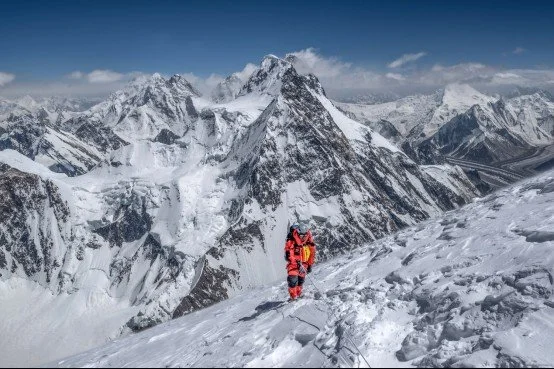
[{"xmin": 284, "ymin": 222, "xmax": 316, "ymax": 300}]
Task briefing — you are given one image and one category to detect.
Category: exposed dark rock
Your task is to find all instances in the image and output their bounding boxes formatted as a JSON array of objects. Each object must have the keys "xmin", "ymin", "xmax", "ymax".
[
  {"xmin": 218, "ymin": 222, "xmax": 265, "ymax": 254},
  {"xmin": 463, "ymin": 169, "xmax": 493, "ymax": 195},
  {"xmin": 0, "ymin": 165, "xmax": 69, "ymax": 279},
  {"xmin": 74, "ymin": 121, "xmax": 128, "ymax": 153},
  {"xmin": 513, "ymin": 229, "xmax": 554, "ymax": 243},
  {"xmin": 185, "ymin": 96, "xmax": 199, "ymax": 120},
  {"xmin": 94, "ymin": 199, "xmax": 152, "ymax": 248},
  {"xmin": 171, "ymin": 261, "xmax": 238, "ymax": 320},
  {"xmin": 153, "ymin": 128, "xmax": 180, "ymax": 145}
]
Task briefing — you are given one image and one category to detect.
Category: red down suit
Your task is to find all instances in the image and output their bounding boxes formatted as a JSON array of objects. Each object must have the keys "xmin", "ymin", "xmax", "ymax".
[{"xmin": 284, "ymin": 228, "xmax": 316, "ymax": 299}]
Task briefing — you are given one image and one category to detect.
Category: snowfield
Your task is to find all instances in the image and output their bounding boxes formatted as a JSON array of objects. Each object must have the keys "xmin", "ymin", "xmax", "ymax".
[{"xmin": 53, "ymin": 169, "xmax": 554, "ymax": 368}]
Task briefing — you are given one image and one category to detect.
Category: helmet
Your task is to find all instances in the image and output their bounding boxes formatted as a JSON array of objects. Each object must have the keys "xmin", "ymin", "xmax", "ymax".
[{"xmin": 296, "ymin": 223, "xmax": 309, "ymax": 236}]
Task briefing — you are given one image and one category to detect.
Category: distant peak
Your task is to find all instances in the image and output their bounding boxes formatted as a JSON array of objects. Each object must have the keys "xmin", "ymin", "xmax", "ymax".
[
  {"xmin": 442, "ymin": 83, "xmax": 493, "ymax": 106},
  {"xmin": 168, "ymin": 74, "xmax": 184, "ymax": 84},
  {"xmin": 260, "ymin": 54, "xmax": 291, "ymax": 70},
  {"xmin": 283, "ymin": 53, "xmax": 299, "ymax": 64},
  {"xmin": 167, "ymin": 74, "xmax": 201, "ymax": 96}
]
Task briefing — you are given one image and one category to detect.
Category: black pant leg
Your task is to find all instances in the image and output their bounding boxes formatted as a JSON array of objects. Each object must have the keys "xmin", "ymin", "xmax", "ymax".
[{"xmin": 287, "ymin": 275, "xmax": 298, "ymax": 288}]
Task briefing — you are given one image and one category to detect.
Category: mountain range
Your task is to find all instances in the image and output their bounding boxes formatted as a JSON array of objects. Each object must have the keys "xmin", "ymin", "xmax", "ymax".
[
  {"xmin": 337, "ymin": 84, "xmax": 554, "ymax": 168},
  {"xmin": 1, "ymin": 54, "xmax": 553, "ymax": 367}
]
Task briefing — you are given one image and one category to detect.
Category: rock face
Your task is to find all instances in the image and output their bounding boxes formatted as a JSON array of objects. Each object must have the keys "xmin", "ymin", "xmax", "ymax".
[
  {"xmin": 0, "ymin": 56, "xmax": 482, "ymax": 366},
  {"xmin": 0, "ymin": 163, "xmax": 70, "ymax": 285}
]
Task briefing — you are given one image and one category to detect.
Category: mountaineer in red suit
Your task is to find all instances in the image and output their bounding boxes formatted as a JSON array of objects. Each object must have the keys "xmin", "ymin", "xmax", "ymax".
[{"xmin": 284, "ymin": 223, "xmax": 316, "ymax": 300}]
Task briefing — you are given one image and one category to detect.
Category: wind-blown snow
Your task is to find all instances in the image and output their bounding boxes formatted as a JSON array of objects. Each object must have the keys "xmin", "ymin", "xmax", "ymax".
[{"xmin": 55, "ymin": 169, "xmax": 554, "ymax": 368}]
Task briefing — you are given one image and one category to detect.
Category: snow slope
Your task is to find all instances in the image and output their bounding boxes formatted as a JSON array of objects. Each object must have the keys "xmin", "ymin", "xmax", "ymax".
[{"xmin": 55, "ymin": 168, "xmax": 554, "ymax": 368}]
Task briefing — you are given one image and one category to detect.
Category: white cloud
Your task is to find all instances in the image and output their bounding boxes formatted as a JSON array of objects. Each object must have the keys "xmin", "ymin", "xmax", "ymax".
[
  {"xmin": 492, "ymin": 72, "xmax": 522, "ymax": 83},
  {"xmin": 2, "ymin": 50, "xmax": 554, "ymax": 100},
  {"xmin": 386, "ymin": 72, "xmax": 405, "ymax": 81},
  {"xmin": 234, "ymin": 63, "xmax": 258, "ymax": 81},
  {"xmin": 513, "ymin": 47, "xmax": 526, "ymax": 55},
  {"xmin": 0, "ymin": 72, "xmax": 16, "ymax": 86},
  {"xmin": 422, "ymin": 63, "xmax": 492, "ymax": 85},
  {"xmin": 87, "ymin": 70, "xmax": 124, "ymax": 84},
  {"xmin": 0, "ymin": 70, "xmax": 149, "ymax": 99},
  {"xmin": 179, "ymin": 63, "xmax": 258, "ymax": 96},
  {"xmin": 68, "ymin": 71, "xmax": 84, "ymax": 79},
  {"xmin": 388, "ymin": 52, "xmax": 427, "ymax": 68},
  {"xmin": 285, "ymin": 48, "xmax": 383, "ymax": 93},
  {"xmin": 180, "ymin": 72, "xmax": 223, "ymax": 96},
  {"xmin": 286, "ymin": 48, "xmax": 351, "ymax": 78},
  {"xmin": 282, "ymin": 48, "xmax": 554, "ymax": 98}
]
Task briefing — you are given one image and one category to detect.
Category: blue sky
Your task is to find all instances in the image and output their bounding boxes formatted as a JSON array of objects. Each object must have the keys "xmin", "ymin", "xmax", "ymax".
[{"xmin": 1, "ymin": 0, "xmax": 553, "ymax": 97}]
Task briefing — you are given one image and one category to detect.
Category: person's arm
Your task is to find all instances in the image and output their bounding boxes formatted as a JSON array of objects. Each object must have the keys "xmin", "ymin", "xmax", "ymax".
[{"xmin": 284, "ymin": 240, "xmax": 295, "ymax": 263}]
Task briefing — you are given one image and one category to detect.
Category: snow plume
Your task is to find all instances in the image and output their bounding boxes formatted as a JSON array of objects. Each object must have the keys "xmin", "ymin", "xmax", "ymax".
[
  {"xmin": 388, "ymin": 51, "xmax": 427, "ymax": 68},
  {"xmin": 0, "ymin": 72, "xmax": 15, "ymax": 86}
]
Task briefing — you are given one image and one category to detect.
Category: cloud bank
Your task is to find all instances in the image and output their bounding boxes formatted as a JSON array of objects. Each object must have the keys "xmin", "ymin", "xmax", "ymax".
[
  {"xmin": 285, "ymin": 48, "xmax": 554, "ymax": 99},
  {"xmin": 0, "ymin": 72, "xmax": 15, "ymax": 86},
  {"xmin": 1, "ymin": 49, "xmax": 553, "ymax": 100}
]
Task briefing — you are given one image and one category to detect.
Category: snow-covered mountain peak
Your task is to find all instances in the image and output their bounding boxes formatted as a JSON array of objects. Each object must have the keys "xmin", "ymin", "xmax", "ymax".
[
  {"xmin": 211, "ymin": 74, "xmax": 244, "ymax": 103},
  {"xmin": 151, "ymin": 72, "xmax": 164, "ymax": 80},
  {"xmin": 14, "ymin": 95, "xmax": 39, "ymax": 110},
  {"xmin": 167, "ymin": 74, "xmax": 202, "ymax": 96},
  {"xmin": 420, "ymin": 84, "xmax": 498, "ymax": 138},
  {"xmin": 238, "ymin": 55, "xmax": 294, "ymax": 97},
  {"xmin": 71, "ymin": 72, "xmax": 207, "ymax": 141},
  {"xmin": 442, "ymin": 83, "xmax": 496, "ymax": 109},
  {"xmin": 261, "ymin": 53, "xmax": 281, "ymax": 63}
]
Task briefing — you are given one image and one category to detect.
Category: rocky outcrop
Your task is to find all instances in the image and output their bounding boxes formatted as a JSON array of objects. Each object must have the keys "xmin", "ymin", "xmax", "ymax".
[{"xmin": 0, "ymin": 163, "xmax": 70, "ymax": 284}]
